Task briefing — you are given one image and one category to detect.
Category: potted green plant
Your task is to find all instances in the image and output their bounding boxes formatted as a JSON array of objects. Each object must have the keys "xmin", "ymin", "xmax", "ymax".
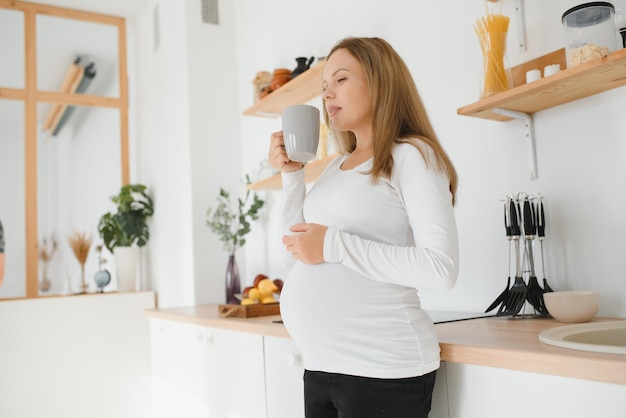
[
  {"xmin": 97, "ymin": 184, "xmax": 154, "ymax": 292},
  {"xmin": 206, "ymin": 176, "xmax": 264, "ymax": 304}
]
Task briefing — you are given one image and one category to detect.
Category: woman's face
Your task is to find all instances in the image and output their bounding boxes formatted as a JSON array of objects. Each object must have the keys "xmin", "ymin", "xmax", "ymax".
[{"xmin": 322, "ymin": 48, "xmax": 372, "ymax": 135}]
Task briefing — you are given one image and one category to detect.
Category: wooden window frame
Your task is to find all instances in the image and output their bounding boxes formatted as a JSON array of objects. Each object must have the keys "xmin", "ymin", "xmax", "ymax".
[{"xmin": 0, "ymin": 0, "xmax": 129, "ymax": 298}]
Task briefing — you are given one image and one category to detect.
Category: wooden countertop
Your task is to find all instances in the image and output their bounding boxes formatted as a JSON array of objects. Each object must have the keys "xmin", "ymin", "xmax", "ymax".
[
  {"xmin": 436, "ymin": 316, "xmax": 626, "ymax": 385},
  {"xmin": 144, "ymin": 304, "xmax": 289, "ymax": 338},
  {"xmin": 144, "ymin": 305, "xmax": 626, "ymax": 385}
]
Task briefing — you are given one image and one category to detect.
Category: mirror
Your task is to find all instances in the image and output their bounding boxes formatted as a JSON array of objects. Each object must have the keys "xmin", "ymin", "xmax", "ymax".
[
  {"xmin": 36, "ymin": 14, "xmax": 119, "ymax": 98},
  {"xmin": 0, "ymin": 2, "xmax": 128, "ymax": 298},
  {"xmin": 0, "ymin": 8, "xmax": 24, "ymax": 89},
  {"xmin": 37, "ymin": 104, "xmax": 121, "ymax": 295},
  {"xmin": 0, "ymin": 99, "xmax": 27, "ymax": 298}
]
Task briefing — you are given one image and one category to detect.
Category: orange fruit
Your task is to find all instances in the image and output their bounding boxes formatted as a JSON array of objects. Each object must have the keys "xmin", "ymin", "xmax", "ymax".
[{"xmin": 257, "ymin": 279, "xmax": 278, "ymax": 297}]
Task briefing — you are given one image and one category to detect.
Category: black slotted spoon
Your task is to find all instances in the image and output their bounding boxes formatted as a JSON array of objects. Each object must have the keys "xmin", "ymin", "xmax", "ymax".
[
  {"xmin": 522, "ymin": 196, "xmax": 548, "ymax": 315},
  {"xmin": 485, "ymin": 197, "xmax": 512, "ymax": 313},
  {"xmin": 536, "ymin": 194, "xmax": 554, "ymax": 293},
  {"xmin": 497, "ymin": 198, "xmax": 528, "ymax": 316}
]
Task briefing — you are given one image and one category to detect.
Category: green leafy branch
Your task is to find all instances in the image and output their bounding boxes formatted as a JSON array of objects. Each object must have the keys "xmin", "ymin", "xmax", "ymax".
[
  {"xmin": 98, "ymin": 184, "xmax": 154, "ymax": 253},
  {"xmin": 206, "ymin": 176, "xmax": 265, "ymax": 254}
]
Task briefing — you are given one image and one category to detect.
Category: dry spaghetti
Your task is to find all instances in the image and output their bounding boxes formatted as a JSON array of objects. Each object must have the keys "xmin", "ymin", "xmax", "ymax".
[{"xmin": 475, "ymin": 12, "xmax": 510, "ymax": 98}]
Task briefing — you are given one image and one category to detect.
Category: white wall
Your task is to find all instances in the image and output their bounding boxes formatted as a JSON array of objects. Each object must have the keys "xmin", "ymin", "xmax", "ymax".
[
  {"xmin": 133, "ymin": 0, "xmax": 195, "ymax": 307},
  {"xmin": 4, "ymin": 0, "xmax": 625, "ymax": 317},
  {"xmin": 231, "ymin": 0, "xmax": 626, "ymax": 316},
  {"xmin": 25, "ymin": 0, "xmax": 626, "ymax": 316},
  {"xmin": 185, "ymin": 0, "xmax": 243, "ymax": 308},
  {"xmin": 132, "ymin": 0, "xmax": 242, "ymax": 307}
]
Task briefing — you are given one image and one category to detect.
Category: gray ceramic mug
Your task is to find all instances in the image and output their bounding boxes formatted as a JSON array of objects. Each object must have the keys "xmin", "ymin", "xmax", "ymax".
[{"xmin": 282, "ymin": 104, "xmax": 320, "ymax": 163}]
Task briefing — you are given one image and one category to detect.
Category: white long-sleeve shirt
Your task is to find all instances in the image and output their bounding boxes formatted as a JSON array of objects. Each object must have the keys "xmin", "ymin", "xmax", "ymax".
[{"xmin": 279, "ymin": 141, "xmax": 459, "ymax": 379}]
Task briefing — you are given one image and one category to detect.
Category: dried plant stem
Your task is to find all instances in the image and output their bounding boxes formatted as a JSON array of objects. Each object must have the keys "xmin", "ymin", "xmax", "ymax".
[
  {"xmin": 38, "ymin": 237, "xmax": 57, "ymax": 287},
  {"xmin": 67, "ymin": 230, "xmax": 93, "ymax": 292}
]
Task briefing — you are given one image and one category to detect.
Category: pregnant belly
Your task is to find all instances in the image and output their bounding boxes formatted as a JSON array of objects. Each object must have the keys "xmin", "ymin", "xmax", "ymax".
[{"xmin": 280, "ymin": 262, "xmax": 420, "ymax": 345}]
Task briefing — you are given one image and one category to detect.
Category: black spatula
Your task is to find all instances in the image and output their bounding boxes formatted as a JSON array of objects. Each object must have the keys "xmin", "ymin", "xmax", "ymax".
[
  {"xmin": 498, "ymin": 198, "xmax": 527, "ymax": 316},
  {"xmin": 485, "ymin": 197, "xmax": 512, "ymax": 313},
  {"xmin": 523, "ymin": 196, "xmax": 548, "ymax": 315},
  {"xmin": 536, "ymin": 195, "xmax": 554, "ymax": 293}
]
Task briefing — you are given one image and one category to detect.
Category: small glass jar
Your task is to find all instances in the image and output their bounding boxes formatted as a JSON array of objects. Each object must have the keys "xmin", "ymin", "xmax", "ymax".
[{"xmin": 562, "ymin": 2, "xmax": 618, "ymax": 67}]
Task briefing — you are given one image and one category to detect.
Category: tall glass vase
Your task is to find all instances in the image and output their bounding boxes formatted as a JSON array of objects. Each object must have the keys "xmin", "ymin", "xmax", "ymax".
[
  {"xmin": 225, "ymin": 253, "xmax": 241, "ymax": 304},
  {"xmin": 478, "ymin": 31, "xmax": 512, "ymax": 99}
]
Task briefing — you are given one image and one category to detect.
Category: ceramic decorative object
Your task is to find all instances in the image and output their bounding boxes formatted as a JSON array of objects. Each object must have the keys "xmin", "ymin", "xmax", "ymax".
[
  {"xmin": 291, "ymin": 56, "xmax": 314, "ymax": 78},
  {"xmin": 94, "ymin": 270, "xmax": 111, "ymax": 293},
  {"xmin": 270, "ymin": 68, "xmax": 292, "ymax": 91},
  {"xmin": 252, "ymin": 70, "xmax": 271, "ymax": 103},
  {"xmin": 94, "ymin": 244, "xmax": 111, "ymax": 293},
  {"xmin": 113, "ymin": 246, "xmax": 138, "ymax": 292}
]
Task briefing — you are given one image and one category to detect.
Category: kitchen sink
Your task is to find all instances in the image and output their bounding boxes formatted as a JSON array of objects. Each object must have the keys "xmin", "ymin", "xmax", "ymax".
[{"xmin": 538, "ymin": 321, "xmax": 626, "ymax": 355}]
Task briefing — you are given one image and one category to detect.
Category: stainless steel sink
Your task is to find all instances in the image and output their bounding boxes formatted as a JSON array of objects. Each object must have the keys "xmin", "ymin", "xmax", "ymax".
[{"xmin": 539, "ymin": 321, "xmax": 626, "ymax": 355}]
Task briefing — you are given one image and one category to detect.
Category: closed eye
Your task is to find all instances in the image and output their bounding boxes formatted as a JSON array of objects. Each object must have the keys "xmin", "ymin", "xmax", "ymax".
[{"xmin": 322, "ymin": 74, "xmax": 347, "ymax": 93}]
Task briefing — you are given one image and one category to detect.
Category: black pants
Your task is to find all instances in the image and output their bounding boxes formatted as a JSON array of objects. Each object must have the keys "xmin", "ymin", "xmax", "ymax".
[{"xmin": 303, "ymin": 369, "xmax": 437, "ymax": 418}]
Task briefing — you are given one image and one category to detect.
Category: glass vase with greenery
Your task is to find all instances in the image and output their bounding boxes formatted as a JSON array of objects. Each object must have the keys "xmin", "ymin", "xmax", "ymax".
[{"xmin": 206, "ymin": 177, "xmax": 264, "ymax": 304}]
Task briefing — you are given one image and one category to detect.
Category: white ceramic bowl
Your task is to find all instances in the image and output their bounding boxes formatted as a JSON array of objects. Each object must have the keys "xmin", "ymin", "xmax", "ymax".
[{"xmin": 543, "ymin": 290, "xmax": 600, "ymax": 323}]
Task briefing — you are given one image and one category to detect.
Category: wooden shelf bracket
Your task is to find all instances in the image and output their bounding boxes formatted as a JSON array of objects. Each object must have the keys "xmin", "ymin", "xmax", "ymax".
[{"xmin": 492, "ymin": 107, "xmax": 537, "ymax": 180}]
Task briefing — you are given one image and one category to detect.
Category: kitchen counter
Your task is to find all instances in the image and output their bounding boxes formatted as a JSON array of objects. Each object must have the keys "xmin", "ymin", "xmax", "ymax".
[
  {"xmin": 145, "ymin": 304, "xmax": 289, "ymax": 337},
  {"xmin": 436, "ymin": 316, "xmax": 626, "ymax": 385},
  {"xmin": 144, "ymin": 305, "xmax": 626, "ymax": 385}
]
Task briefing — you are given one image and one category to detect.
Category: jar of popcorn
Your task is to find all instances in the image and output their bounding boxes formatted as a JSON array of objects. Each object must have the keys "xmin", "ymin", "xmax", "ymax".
[{"xmin": 562, "ymin": 2, "xmax": 618, "ymax": 67}]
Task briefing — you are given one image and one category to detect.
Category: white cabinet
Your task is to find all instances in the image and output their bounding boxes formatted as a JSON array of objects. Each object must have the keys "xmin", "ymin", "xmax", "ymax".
[
  {"xmin": 0, "ymin": 291, "xmax": 155, "ymax": 418},
  {"xmin": 208, "ymin": 326, "xmax": 266, "ymax": 418},
  {"xmin": 150, "ymin": 319, "xmax": 626, "ymax": 418},
  {"xmin": 150, "ymin": 320, "xmax": 211, "ymax": 418},
  {"xmin": 262, "ymin": 337, "xmax": 451, "ymax": 418},
  {"xmin": 264, "ymin": 336, "xmax": 305, "ymax": 418},
  {"xmin": 150, "ymin": 319, "xmax": 266, "ymax": 418},
  {"xmin": 444, "ymin": 362, "xmax": 626, "ymax": 418}
]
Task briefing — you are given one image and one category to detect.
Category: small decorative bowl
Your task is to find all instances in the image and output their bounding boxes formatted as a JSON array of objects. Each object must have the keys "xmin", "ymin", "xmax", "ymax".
[{"xmin": 544, "ymin": 290, "xmax": 600, "ymax": 323}]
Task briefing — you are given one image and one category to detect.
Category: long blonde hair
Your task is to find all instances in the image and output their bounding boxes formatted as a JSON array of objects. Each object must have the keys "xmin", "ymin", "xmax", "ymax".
[{"xmin": 324, "ymin": 37, "xmax": 458, "ymax": 204}]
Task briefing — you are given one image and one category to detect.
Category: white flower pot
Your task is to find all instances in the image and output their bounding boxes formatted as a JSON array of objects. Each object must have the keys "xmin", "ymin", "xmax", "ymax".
[{"xmin": 113, "ymin": 246, "xmax": 138, "ymax": 292}]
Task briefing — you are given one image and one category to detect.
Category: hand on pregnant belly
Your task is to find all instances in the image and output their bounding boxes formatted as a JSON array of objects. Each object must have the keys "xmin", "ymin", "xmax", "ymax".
[{"xmin": 283, "ymin": 223, "xmax": 328, "ymax": 264}]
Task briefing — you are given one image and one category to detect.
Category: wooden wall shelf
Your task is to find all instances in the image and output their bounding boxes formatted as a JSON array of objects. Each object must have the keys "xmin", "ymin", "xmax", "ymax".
[
  {"xmin": 244, "ymin": 58, "xmax": 330, "ymax": 190},
  {"xmin": 247, "ymin": 154, "xmax": 339, "ymax": 190},
  {"xmin": 243, "ymin": 59, "xmax": 326, "ymax": 118},
  {"xmin": 457, "ymin": 48, "xmax": 626, "ymax": 121}
]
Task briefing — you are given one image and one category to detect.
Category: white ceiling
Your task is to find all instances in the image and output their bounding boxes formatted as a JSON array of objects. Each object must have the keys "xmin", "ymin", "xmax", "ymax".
[{"xmin": 29, "ymin": 0, "xmax": 146, "ymax": 18}]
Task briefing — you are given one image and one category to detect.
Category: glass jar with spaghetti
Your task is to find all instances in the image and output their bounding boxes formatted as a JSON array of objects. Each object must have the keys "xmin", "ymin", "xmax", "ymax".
[{"xmin": 475, "ymin": 12, "xmax": 513, "ymax": 99}]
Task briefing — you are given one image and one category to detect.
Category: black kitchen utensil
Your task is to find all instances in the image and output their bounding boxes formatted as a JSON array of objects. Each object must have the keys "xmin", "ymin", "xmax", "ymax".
[
  {"xmin": 536, "ymin": 195, "xmax": 554, "ymax": 293},
  {"xmin": 486, "ymin": 277, "xmax": 510, "ymax": 313},
  {"xmin": 497, "ymin": 198, "xmax": 528, "ymax": 316},
  {"xmin": 522, "ymin": 196, "xmax": 549, "ymax": 315},
  {"xmin": 485, "ymin": 197, "xmax": 513, "ymax": 313}
]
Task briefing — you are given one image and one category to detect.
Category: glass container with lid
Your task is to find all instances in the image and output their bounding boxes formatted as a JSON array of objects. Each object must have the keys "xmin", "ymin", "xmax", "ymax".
[{"xmin": 561, "ymin": 2, "xmax": 618, "ymax": 67}]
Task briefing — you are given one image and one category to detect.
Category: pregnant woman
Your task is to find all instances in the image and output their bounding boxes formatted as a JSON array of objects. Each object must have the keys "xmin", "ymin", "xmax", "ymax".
[{"xmin": 267, "ymin": 37, "xmax": 459, "ymax": 418}]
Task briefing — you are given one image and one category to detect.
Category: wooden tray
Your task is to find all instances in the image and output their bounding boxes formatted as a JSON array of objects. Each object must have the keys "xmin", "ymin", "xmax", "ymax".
[{"xmin": 218, "ymin": 303, "xmax": 280, "ymax": 318}]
